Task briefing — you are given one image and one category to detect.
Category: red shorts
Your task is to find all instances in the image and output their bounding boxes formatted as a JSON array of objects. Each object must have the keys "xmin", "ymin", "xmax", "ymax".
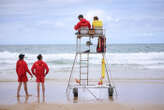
[
  {"xmin": 36, "ymin": 77, "xmax": 45, "ymax": 83},
  {"xmin": 18, "ymin": 75, "xmax": 28, "ymax": 82}
]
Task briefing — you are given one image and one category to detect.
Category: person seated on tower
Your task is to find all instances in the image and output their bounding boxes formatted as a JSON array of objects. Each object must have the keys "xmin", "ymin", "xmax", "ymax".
[
  {"xmin": 74, "ymin": 14, "xmax": 91, "ymax": 34},
  {"xmin": 92, "ymin": 16, "xmax": 103, "ymax": 36},
  {"xmin": 92, "ymin": 16, "xmax": 103, "ymax": 29}
]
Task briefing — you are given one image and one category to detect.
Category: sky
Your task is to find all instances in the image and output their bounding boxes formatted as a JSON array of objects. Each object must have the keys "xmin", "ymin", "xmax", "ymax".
[{"xmin": 0, "ymin": 0, "xmax": 164, "ymax": 44}]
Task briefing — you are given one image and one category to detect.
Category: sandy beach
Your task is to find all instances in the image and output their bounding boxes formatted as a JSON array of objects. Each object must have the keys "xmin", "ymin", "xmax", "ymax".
[
  {"xmin": 0, "ymin": 80, "xmax": 164, "ymax": 110},
  {"xmin": 1, "ymin": 0, "xmax": 164, "ymax": 108},
  {"xmin": 1, "ymin": 103, "xmax": 164, "ymax": 110}
]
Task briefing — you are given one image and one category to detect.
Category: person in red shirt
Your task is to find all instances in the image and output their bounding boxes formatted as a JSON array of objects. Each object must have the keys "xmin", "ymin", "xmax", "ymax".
[
  {"xmin": 74, "ymin": 14, "xmax": 91, "ymax": 31},
  {"xmin": 31, "ymin": 54, "xmax": 49, "ymax": 97},
  {"xmin": 16, "ymin": 54, "xmax": 33, "ymax": 97}
]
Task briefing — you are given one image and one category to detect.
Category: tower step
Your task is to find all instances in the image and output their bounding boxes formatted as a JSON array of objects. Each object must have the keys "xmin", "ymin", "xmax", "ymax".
[{"xmin": 80, "ymin": 59, "xmax": 88, "ymax": 61}]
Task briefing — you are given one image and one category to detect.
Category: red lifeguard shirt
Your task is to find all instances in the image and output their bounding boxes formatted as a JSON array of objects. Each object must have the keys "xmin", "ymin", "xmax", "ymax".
[
  {"xmin": 74, "ymin": 18, "xmax": 91, "ymax": 30},
  {"xmin": 31, "ymin": 60, "xmax": 49, "ymax": 82},
  {"xmin": 16, "ymin": 60, "xmax": 32, "ymax": 82}
]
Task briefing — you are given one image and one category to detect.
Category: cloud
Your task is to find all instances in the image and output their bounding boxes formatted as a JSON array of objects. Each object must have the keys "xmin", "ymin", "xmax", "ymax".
[
  {"xmin": 0, "ymin": 0, "xmax": 164, "ymax": 44},
  {"xmin": 37, "ymin": 19, "xmax": 67, "ymax": 28},
  {"xmin": 54, "ymin": 22, "xmax": 65, "ymax": 28},
  {"xmin": 143, "ymin": 32, "xmax": 153, "ymax": 36},
  {"xmin": 47, "ymin": 0, "xmax": 83, "ymax": 4},
  {"xmin": 106, "ymin": 16, "xmax": 120, "ymax": 23},
  {"xmin": 86, "ymin": 9, "xmax": 105, "ymax": 21},
  {"xmin": 85, "ymin": 9, "xmax": 120, "ymax": 23}
]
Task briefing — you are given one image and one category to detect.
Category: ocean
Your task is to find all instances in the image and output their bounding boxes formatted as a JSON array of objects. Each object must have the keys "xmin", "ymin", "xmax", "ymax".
[{"xmin": 0, "ymin": 44, "xmax": 164, "ymax": 81}]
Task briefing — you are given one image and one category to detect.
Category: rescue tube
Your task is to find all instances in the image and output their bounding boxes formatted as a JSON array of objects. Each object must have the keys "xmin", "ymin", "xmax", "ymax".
[
  {"xmin": 98, "ymin": 58, "xmax": 105, "ymax": 85},
  {"xmin": 101, "ymin": 57, "xmax": 105, "ymax": 79}
]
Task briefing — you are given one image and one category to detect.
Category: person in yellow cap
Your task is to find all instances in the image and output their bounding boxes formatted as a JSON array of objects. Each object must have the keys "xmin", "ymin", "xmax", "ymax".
[{"xmin": 92, "ymin": 16, "xmax": 103, "ymax": 29}]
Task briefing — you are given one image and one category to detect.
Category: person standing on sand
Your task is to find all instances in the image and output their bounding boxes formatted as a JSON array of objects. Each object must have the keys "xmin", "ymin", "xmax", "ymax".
[
  {"xmin": 31, "ymin": 54, "xmax": 49, "ymax": 97},
  {"xmin": 16, "ymin": 54, "xmax": 33, "ymax": 97}
]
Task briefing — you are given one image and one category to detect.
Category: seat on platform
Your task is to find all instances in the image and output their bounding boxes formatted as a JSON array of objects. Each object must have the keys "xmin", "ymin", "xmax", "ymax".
[
  {"xmin": 75, "ymin": 26, "xmax": 104, "ymax": 37},
  {"xmin": 79, "ymin": 27, "xmax": 89, "ymax": 35},
  {"xmin": 94, "ymin": 27, "xmax": 103, "ymax": 35}
]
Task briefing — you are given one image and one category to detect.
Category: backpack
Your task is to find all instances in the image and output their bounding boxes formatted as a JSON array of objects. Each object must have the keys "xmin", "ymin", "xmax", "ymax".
[{"xmin": 97, "ymin": 36, "xmax": 106, "ymax": 53}]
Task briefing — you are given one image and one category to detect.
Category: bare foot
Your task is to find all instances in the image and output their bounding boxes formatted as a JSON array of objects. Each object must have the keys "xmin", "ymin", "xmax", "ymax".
[{"xmin": 43, "ymin": 95, "xmax": 45, "ymax": 98}]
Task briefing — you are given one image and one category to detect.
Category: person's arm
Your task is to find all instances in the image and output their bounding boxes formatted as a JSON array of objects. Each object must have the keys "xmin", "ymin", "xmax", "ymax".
[
  {"xmin": 98, "ymin": 20, "xmax": 103, "ymax": 27},
  {"xmin": 25, "ymin": 62, "xmax": 33, "ymax": 77},
  {"xmin": 101, "ymin": 21, "xmax": 103, "ymax": 27},
  {"xmin": 92, "ymin": 21, "xmax": 95, "ymax": 29},
  {"xmin": 31, "ymin": 63, "xmax": 36, "ymax": 76},
  {"xmin": 88, "ymin": 21, "xmax": 91, "ymax": 29},
  {"xmin": 74, "ymin": 22, "xmax": 81, "ymax": 30},
  {"xmin": 44, "ymin": 62, "xmax": 49, "ymax": 76}
]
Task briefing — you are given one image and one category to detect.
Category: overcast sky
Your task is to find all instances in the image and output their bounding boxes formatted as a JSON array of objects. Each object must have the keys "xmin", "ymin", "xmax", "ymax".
[{"xmin": 0, "ymin": 0, "xmax": 164, "ymax": 44}]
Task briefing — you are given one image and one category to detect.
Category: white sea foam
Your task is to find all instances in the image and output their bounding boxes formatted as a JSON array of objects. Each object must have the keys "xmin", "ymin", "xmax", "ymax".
[
  {"xmin": 0, "ymin": 51, "xmax": 164, "ymax": 66},
  {"xmin": 0, "ymin": 51, "xmax": 164, "ymax": 81}
]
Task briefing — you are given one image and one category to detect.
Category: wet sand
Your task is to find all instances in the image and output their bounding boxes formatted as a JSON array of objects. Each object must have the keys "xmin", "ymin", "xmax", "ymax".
[{"xmin": 0, "ymin": 80, "xmax": 164, "ymax": 110}]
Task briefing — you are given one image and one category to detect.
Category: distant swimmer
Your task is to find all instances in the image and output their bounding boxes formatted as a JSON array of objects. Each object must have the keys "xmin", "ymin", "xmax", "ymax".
[
  {"xmin": 31, "ymin": 54, "xmax": 49, "ymax": 97},
  {"xmin": 16, "ymin": 54, "xmax": 33, "ymax": 97}
]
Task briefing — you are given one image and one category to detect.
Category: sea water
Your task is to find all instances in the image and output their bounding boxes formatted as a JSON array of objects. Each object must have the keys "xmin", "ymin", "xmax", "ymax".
[{"xmin": 0, "ymin": 44, "xmax": 164, "ymax": 81}]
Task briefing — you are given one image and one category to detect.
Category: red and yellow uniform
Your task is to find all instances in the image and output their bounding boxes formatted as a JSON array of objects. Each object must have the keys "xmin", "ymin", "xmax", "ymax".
[
  {"xmin": 16, "ymin": 60, "xmax": 32, "ymax": 82},
  {"xmin": 92, "ymin": 20, "xmax": 103, "ymax": 28},
  {"xmin": 74, "ymin": 18, "xmax": 91, "ymax": 30},
  {"xmin": 31, "ymin": 60, "xmax": 49, "ymax": 83}
]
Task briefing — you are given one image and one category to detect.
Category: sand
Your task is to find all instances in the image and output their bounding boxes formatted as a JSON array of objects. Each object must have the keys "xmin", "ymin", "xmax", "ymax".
[
  {"xmin": 0, "ymin": 80, "xmax": 164, "ymax": 110},
  {"xmin": 0, "ymin": 103, "xmax": 130, "ymax": 110},
  {"xmin": 0, "ymin": 102, "xmax": 164, "ymax": 110}
]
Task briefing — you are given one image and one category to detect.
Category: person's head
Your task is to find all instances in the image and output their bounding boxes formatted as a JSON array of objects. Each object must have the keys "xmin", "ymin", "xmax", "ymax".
[
  {"xmin": 37, "ymin": 54, "xmax": 42, "ymax": 60},
  {"xmin": 93, "ymin": 16, "xmax": 99, "ymax": 21},
  {"xmin": 78, "ymin": 14, "xmax": 83, "ymax": 20},
  {"xmin": 19, "ymin": 54, "xmax": 25, "ymax": 60}
]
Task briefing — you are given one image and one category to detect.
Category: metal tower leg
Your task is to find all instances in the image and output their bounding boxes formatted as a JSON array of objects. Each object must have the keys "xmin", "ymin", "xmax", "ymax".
[{"xmin": 66, "ymin": 54, "xmax": 78, "ymax": 92}]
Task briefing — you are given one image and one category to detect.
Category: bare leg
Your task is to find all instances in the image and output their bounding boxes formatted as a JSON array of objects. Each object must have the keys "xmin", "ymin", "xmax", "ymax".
[
  {"xmin": 17, "ymin": 82, "xmax": 22, "ymax": 97},
  {"xmin": 41, "ymin": 83, "xmax": 45, "ymax": 97},
  {"xmin": 23, "ymin": 82, "xmax": 30, "ymax": 96},
  {"xmin": 37, "ymin": 96, "xmax": 40, "ymax": 103},
  {"xmin": 37, "ymin": 82, "xmax": 40, "ymax": 97},
  {"xmin": 17, "ymin": 96, "xmax": 21, "ymax": 103},
  {"xmin": 43, "ymin": 95, "xmax": 45, "ymax": 103}
]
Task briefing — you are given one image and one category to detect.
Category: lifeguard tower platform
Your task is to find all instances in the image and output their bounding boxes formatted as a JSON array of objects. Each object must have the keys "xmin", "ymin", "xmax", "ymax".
[{"xmin": 66, "ymin": 27, "xmax": 116, "ymax": 98}]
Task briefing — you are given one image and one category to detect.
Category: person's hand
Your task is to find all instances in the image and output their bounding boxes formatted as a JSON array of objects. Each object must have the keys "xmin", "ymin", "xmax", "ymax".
[{"xmin": 77, "ymin": 35, "xmax": 81, "ymax": 39}]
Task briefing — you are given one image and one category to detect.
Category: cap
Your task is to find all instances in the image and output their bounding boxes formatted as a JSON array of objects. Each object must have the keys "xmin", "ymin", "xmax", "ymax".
[{"xmin": 19, "ymin": 54, "xmax": 25, "ymax": 59}]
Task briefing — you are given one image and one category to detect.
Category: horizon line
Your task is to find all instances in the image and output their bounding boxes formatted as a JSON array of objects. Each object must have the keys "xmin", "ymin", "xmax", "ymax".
[{"xmin": 0, "ymin": 43, "xmax": 164, "ymax": 46}]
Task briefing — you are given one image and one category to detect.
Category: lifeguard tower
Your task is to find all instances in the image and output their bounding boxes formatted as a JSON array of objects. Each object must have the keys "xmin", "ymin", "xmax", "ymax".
[{"xmin": 66, "ymin": 27, "xmax": 116, "ymax": 98}]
